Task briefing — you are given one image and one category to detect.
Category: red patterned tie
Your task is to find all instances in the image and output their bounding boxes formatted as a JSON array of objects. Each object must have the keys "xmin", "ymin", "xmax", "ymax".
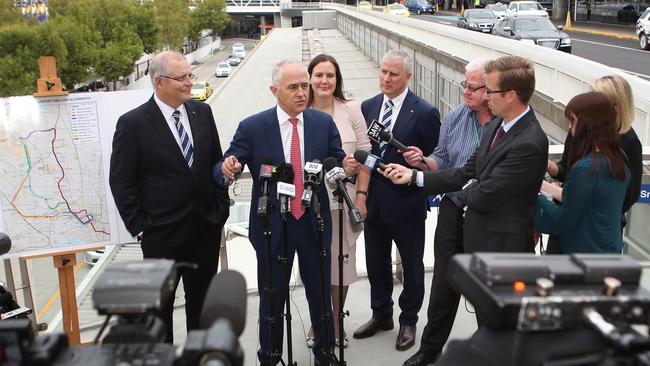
[
  {"xmin": 490, "ymin": 125, "xmax": 506, "ymax": 149},
  {"xmin": 289, "ymin": 117, "xmax": 305, "ymax": 220}
]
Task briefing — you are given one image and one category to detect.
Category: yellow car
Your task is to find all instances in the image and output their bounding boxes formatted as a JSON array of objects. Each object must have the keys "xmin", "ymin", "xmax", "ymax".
[
  {"xmin": 383, "ymin": 3, "xmax": 411, "ymax": 17},
  {"xmin": 191, "ymin": 81, "xmax": 213, "ymax": 101},
  {"xmin": 358, "ymin": 1, "xmax": 373, "ymax": 10}
]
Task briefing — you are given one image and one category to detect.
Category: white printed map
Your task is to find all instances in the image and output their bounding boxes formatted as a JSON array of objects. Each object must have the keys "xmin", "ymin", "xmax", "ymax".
[{"xmin": 0, "ymin": 94, "xmax": 111, "ymax": 254}]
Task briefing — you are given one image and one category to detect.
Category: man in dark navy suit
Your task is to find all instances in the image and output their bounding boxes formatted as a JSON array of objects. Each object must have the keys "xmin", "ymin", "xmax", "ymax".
[
  {"xmin": 213, "ymin": 60, "xmax": 348, "ymax": 366},
  {"xmin": 109, "ymin": 51, "xmax": 230, "ymax": 343},
  {"xmin": 353, "ymin": 49, "xmax": 441, "ymax": 352}
]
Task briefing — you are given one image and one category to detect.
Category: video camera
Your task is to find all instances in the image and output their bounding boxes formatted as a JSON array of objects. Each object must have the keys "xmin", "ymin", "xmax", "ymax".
[
  {"xmin": 436, "ymin": 253, "xmax": 650, "ymax": 366},
  {"xmin": 0, "ymin": 257, "xmax": 247, "ymax": 366}
]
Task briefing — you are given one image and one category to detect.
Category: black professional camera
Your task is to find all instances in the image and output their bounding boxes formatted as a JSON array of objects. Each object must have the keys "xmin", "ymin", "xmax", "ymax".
[
  {"xmin": 0, "ymin": 257, "xmax": 247, "ymax": 366},
  {"xmin": 436, "ymin": 253, "xmax": 650, "ymax": 366}
]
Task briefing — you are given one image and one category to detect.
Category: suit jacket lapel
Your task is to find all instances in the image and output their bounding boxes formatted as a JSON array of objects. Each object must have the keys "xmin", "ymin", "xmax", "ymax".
[
  {"xmin": 265, "ymin": 107, "xmax": 286, "ymax": 164},
  {"xmin": 480, "ymin": 110, "xmax": 534, "ymax": 172},
  {"xmin": 147, "ymin": 97, "xmax": 188, "ymax": 168},
  {"xmin": 303, "ymin": 111, "xmax": 314, "ymax": 163},
  {"xmin": 391, "ymin": 91, "xmax": 416, "ymax": 144}
]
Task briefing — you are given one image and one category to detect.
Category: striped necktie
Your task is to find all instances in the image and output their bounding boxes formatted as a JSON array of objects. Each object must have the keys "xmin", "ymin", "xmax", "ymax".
[
  {"xmin": 379, "ymin": 99, "xmax": 394, "ymax": 157},
  {"xmin": 172, "ymin": 110, "xmax": 194, "ymax": 167}
]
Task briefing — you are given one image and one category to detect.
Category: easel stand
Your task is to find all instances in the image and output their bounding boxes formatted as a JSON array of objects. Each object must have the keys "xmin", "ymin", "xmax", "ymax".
[{"xmin": 53, "ymin": 253, "xmax": 81, "ymax": 345}]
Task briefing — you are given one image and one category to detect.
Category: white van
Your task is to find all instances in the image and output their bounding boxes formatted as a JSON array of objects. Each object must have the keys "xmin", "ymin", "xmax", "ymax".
[{"xmin": 232, "ymin": 45, "xmax": 246, "ymax": 59}]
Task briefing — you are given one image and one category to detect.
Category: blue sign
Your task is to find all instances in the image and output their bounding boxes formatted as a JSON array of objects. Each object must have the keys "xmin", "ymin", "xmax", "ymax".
[{"xmin": 639, "ymin": 184, "xmax": 650, "ymax": 204}]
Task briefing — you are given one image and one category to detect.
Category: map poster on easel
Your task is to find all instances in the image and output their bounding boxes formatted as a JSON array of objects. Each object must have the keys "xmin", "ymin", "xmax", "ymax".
[{"xmin": 0, "ymin": 89, "xmax": 153, "ymax": 257}]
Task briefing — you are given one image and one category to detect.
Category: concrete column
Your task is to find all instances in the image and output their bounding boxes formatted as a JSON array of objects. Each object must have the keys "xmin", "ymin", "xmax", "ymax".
[{"xmin": 261, "ymin": 15, "xmax": 267, "ymax": 35}]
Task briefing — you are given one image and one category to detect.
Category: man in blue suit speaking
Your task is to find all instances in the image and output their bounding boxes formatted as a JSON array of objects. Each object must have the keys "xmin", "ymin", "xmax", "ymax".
[
  {"xmin": 353, "ymin": 50, "xmax": 441, "ymax": 352},
  {"xmin": 213, "ymin": 60, "xmax": 348, "ymax": 366}
]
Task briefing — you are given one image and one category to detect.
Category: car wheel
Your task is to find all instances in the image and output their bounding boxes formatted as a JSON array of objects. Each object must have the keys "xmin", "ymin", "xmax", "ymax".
[{"xmin": 641, "ymin": 33, "xmax": 650, "ymax": 50}]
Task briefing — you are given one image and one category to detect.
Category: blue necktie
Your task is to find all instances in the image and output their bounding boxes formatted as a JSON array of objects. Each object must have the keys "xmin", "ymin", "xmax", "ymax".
[
  {"xmin": 172, "ymin": 110, "xmax": 194, "ymax": 167},
  {"xmin": 379, "ymin": 99, "xmax": 394, "ymax": 157}
]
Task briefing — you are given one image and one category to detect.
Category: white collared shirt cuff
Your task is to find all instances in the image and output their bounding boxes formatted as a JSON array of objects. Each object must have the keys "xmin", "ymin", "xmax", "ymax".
[{"xmin": 416, "ymin": 171, "xmax": 424, "ymax": 187}]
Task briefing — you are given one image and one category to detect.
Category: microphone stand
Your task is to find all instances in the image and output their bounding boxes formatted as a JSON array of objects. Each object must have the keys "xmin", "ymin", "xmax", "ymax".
[
  {"xmin": 313, "ymin": 188, "xmax": 333, "ymax": 366},
  {"xmin": 278, "ymin": 194, "xmax": 297, "ymax": 366},
  {"xmin": 259, "ymin": 180, "xmax": 280, "ymax": 365},
  {"xmin": 333, "ymin": 186, "xmax": 349, "ymax": 366}
]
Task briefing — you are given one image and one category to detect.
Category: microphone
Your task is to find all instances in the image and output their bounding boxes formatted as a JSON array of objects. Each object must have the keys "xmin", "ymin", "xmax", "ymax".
[
  {"xmin": 275, "ymin": 163, "xmax": 295, "ymax": 215},
  {"xmin": 301, "ymin": 160, "xmax": 323, "ymax": 208},
  {"xmin": 323, "ymin": 157, "xmax": 363, "ymax": 225},
  {"xmin": 0, "ymin": 232, "xmax": 11, "ymax": 256},
  {"xmin": 257, "ymin": 157, "xmax": 276, "ymax": 217},
  {"xmin": 354, "ymin": 150, "xmax": 386, "ymax": 170},
  {"xmin": 199, "ymin": 270, "xmax": 247, "ymax": 336},
  {"xmin": 379, "ymin": 129, "xmax": 407, "ymax": 151}
]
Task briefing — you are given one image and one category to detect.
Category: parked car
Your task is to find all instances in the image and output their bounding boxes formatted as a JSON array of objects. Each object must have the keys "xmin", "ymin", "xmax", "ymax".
[
  {"xmin": 492, "ymin": 15, "xmax": 572, "ymax": 53},
  {"xmin": 457, "ymin": 9, "xmax": 497, "ymax": 32},
  {"xmin": 636, "ymin": 7, "xmax": 650, "ymax": 49},
  {"xmin": 83, "ymin": 249, "xmax": 105, "ymax": 266},
  {"xmin": 232, "ymin": 45, "xmax": 246, "ymax": 59},
  {"xmin": 232, "ymin": 42, "xmax": 244, "ymax": 49},
  {"xmin": 487, "ymin": 2, "xmax": 507, "ymax": 20},
  {"xmin": 384, "ymin": 3, "xmax": 411, "ymax": 17},
  {"xmin": 227, "ymin": 55, "xmax": 241, "ymax": 66},
  {"xmin": 506, "ymin": 1, "xmax": 549, "ymax": 17},
  {"xmin": 404, "ymin": 0, "xmax": 435, "ymax": 14},
  {"xmin": 191, "ymin": 81, "xmax": 213, "ymax": 101},
  {"xmin": 358, "ymin": 0, "xmax": 373, "ymax": 9},
  {"xmin": 215, "ymin": 62, "xmax": 232, "ymax": 77}
]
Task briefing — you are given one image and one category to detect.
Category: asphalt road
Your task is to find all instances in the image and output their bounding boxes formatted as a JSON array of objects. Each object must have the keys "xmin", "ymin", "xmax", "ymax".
[{"xmin": 410, "ymin": 13, "xmax": 650, "ymax": 80}]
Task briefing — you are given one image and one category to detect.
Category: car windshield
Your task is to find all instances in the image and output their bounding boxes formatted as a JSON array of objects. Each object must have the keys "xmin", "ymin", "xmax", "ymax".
[
  {"xmin": 490, "ymin": 3, "xmax": 506, "ymax": 11},
  {"xmin": 192, "ymin": 83, "xmax": 204, "ymax": 89},
  {"xmin": 515, "ymin": 18, "xmax": 556, "ymax": 31},
  {"xmin": 217, "ymin": 62, "xmax": 229, "ymax": 68},
  {"xmin": 388, "ymin": 4, "xmax": 405, "ymax": 9},
  {"xmin": 417, "ymin": 0, "xmax": 430, "ymax": 5},
  {"xmin": 519, "ymin": 3, "xmax": 544, "ymax": 11},
  {"xmin": 468, "ymin": 10, "xmax": 496, "ymax": 18},
  {"xmin": 359, "ymin": 1, "xmax": 371, "ymax": 5}
]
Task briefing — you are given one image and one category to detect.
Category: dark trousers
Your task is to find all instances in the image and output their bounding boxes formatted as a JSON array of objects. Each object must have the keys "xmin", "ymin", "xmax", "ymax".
[
  {"xmin": 364, "ymin": 210, "xmax": 425, "ymax": 325},
  {"xmin": 141, "ymin": 215, "xmax": 222, "ymax": 343},
  {"xmin": 256, "ymin": 214, "xmax": 334, "ymax": 365},
  {"xmin": 419, "ymin": 196, "xmax": 464, "ymax": 356}
]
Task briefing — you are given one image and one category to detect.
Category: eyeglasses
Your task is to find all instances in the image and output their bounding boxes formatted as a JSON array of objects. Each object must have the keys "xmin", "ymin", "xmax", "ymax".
[
  {"xmin": 460, "ymin": 81, "xmax": 486, "ymax": 93},
  {"xmin": 159, "ymin": 73, "xmax": 196, "ymax": 82},
  {"xmin": 485, "ymin": 88, "xmax": 520, "ymax": 95}
]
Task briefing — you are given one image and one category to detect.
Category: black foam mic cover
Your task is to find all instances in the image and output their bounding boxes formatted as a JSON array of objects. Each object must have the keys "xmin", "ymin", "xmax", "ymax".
[
  {"xmin": 275, "ymin": 162, "xmax": 295, "ymax": 184},
  {"xmin": 0, "ymin": 233, "xmax": 11, "ymax": 256},
  {"xmin": 323, "ymin": 157, "xmax": 338, "ymax": 173},
  {"xmin": 199, "ymin": 270, "xmax": 247, "ymax": 336}
]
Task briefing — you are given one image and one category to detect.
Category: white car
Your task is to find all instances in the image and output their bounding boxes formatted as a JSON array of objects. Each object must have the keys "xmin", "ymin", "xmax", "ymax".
[
  {"xmin": 215, "ymin": 61, "xmax": 232, "ymax": 77},
  {"xmin": 232, "ymin": 45, "xmax": 246, "ymax": 59},
  {"xmin": 637, "ymin": 8, "xmax": 650, "ymax": 50},
  {"xmin": 506, "ymin": 1, "xmax": 549, "ymax": 18},
  {"xmin": 487, "ymin": 2, "xmax": 507, "ymax": 21}
]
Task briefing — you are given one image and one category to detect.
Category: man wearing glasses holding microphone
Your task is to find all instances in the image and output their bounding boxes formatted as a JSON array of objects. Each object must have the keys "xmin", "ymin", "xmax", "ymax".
[{"xmin": 109, "ymin": 51, "xmax": 230, "ymax": 344}]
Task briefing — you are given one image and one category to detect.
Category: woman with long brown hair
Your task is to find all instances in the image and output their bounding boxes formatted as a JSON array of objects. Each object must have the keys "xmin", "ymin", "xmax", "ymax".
[{"xmin": 533, "ymin": 91, "xmax": 630, "ymax": 253}]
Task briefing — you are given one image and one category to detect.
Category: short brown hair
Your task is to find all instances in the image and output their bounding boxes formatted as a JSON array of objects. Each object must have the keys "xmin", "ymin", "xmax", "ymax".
[{"xmin": 485, "ymin": 56, "xmax": 535, "ymax": 104}]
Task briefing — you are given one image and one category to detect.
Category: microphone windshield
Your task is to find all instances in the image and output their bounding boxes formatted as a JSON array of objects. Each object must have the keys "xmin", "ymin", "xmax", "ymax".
[
  {"xmin": 275, "ymin": 162, "xmax": 294, "ymax": 184},
  {"xmin": 323, "ymin": 157, "xmax": 338, "ymax": 173},
  {"xmin": 199, "ymin": 270, "xmax": 247, "ymax": 336},
  {"xmin": 378, "ymin": 129, "xmax": 392, "ymax": 142},
  {"xmin": 353, "ymin": 150, "xmax": 369, "ymax": 165},
  {"xmin": 0, "ymin": 233, "xmax": 11, "ymax": 256}
]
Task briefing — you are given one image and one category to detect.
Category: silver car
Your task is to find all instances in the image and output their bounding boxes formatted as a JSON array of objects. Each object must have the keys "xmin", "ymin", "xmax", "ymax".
[{"xmin": 215, "ymin": 61, "xmax": 232, "ymax": 77}]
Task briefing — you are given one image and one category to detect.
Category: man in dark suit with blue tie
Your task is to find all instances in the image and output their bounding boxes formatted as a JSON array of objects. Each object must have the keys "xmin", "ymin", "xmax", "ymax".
[
  {"xmin": 214, "ymin": 60, "xmax": 348, "ymax": 366},
  {"xmin": 109, "ymin": 51, "xmax": 230, "ymax": 343},
  {"xmin": 353, "ymin": 50, "xmax": 441, "ymax": 352}
]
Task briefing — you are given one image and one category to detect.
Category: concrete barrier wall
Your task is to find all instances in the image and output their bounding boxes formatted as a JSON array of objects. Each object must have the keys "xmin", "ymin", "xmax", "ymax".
[{"xmin": 327, "ymin": 3, "xmax": 650, "ymax": 144}]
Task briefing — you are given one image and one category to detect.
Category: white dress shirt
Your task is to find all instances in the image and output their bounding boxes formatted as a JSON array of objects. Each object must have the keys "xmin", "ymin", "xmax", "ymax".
[
  {"xmin": 379, "ymin": 87, "xmax": 409, "ymax": 132},
  {"xmin": 154, "ymin": 93, "xmax": 194, "ymax": 151},
  {"xmin": 276, "ymin": 106, "xmax": 306, "ymax": 172}
]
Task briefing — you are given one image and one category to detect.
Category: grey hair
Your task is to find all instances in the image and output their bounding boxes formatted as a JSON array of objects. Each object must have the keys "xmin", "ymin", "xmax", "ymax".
[
  {"xmin": 271, "ymin": 60, "xmax": 307, "ymax": 86},
  {"xmin": 149, "ymin": 51, "xmax": 186, "ymax": 84},
  {"xmin": 465, "ymin": 57, "xmax": 492, "ymax": 74},
  {"xmin": 382, "ymin": 49, "xmax": 413, "ymax": 74}
]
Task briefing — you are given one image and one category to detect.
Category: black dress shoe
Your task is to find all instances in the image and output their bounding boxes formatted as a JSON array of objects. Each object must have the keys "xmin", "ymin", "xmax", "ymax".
[
  {"xmin": 352, "ymin": 318, "xmax": 395, "ymax": 339},
  {"xmin": 396, "ymin": 324, "xmax": 416, "ymax": 351},
  {"xmin": 402, "ymin": 349, "xmax": 438, "ymax": 366}
]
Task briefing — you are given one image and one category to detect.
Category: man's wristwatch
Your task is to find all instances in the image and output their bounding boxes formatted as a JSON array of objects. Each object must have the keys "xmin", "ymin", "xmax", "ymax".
[
  {"xmin": 462, "ymin": 179, "xmax": 478, "ymax": 190},
  {"xmin": 409, "ymin": 169, "xmax": 418, "ymax": 186}
]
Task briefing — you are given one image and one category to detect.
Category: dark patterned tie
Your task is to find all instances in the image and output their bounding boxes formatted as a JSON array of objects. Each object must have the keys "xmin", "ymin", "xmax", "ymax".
[
  {"xmin": 379, "ymin": 99, "xmax": 394, "ymax": 157},
  {"xmin": 490, "ymin": 125, "xmax": 506, "ymax": 150},
  {"xmin": 172, "ymin": 110, "xmax": 194, "ymax": 167}
]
